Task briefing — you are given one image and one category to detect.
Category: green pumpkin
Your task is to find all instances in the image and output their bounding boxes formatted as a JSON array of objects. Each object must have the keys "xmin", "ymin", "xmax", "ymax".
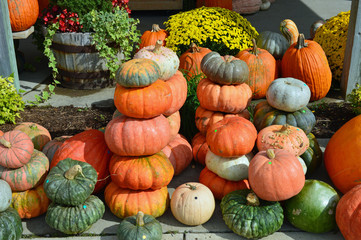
[
  {"xmin": 253, "ymin": 100, "xmax": 316, "ymax": 134},
  {"xmin": 284, "ymin": 179, "xmax": 340, "ymax": 233},
  {"xmin": 117, "ymin": 211, "xmax": 162, "ymax": 240},
  {"xmin": 220, "ymin": 189, "xmax": 284, "ymax": 239},
  {"xmin": 256, "ymin": 31, "xmax": 289, "ymax": 60},
  {"xmin": 0, "ymin": 207, "xmax": 23, "ymax": 240},
  {"xmin": 45, "ymin": 195, "xmax": 105, "ymax": 235},
  {"xmin": 200, "ymin": 51, "xmax": 249, "ymax": 85},
  {"xmin": 300, "ymin": 133, "xmax": 322, "ymax": 177},
  {"xmin": 44, "ymin": 158, "xmax": 98, "ymax": 206}
]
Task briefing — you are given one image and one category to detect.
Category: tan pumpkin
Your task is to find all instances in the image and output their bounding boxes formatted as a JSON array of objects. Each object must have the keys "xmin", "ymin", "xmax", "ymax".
[{"xmin": 233, "ymin": 0, "xmax": 262, "ymax": 15}]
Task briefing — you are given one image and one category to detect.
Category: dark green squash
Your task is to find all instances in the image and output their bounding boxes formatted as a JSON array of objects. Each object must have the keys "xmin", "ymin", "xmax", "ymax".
[
  {"xmin": 0, "ymin": 207, "xmax": 23, "ymax": 240},
  {"xmin": 300, "ymin": 133, "xmax": 322, "ymax": 177},
  {"xmin": 45, "ymin": 195, "xmax": 105, "ymax": 235},
  {"xmin": 44, "ymin": 158, "xmax": 98, "ymax": 206},
  {"xmin": 220, "ymin": 189, "xmax": 284, "ymax": 239},
  {"xmin": 117, "ymin": 211, "xmax": 162, "ymax": 240},
  {"xmin": 253, "ymin": 100, "xmax": 316, "ymax": 134},
  {"xmin": 284, "ymin": 179, "xmax": 340, "ymax": 233}
]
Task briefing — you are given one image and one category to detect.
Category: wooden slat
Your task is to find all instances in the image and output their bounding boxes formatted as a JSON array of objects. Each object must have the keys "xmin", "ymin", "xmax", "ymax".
[
  {"xmin": 129, "ymin": 0, "xmax": 183, "ymax": 10},
  {"xmin": 12, "ymin": 26, "xmax": 34, "ymax": 39},
  {"xmin": 341, "ymin": 0, "xmax": 361, "ymax": 98}
]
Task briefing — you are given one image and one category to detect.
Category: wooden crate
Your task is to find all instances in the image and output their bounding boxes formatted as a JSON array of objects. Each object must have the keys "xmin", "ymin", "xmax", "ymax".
[{"xmin": 128, "ymin": 0, "xmax": 183, "ymax": 10}]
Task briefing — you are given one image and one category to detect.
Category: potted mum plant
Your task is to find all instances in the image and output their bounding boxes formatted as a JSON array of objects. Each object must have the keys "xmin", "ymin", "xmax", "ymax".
[{"xmin": 33, "ymin": 0, "xmax": 140, "ymax": 101}]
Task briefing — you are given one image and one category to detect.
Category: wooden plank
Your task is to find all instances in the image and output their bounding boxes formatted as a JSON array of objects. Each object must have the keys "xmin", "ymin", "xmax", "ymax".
[
  {"xmin": 12, "ymin": 26, "xmax": 34, "ymax": 39},
  {"xmin": 341, "ymin": 0, "xmax": 361, "ymax": 99},
  {"xmin": 129, "ymin": 0, "xmax": 183, "ymax": 10},
  {"xmin": 0, "ymin": 0, "xmax": 20, "ymax": 90}
]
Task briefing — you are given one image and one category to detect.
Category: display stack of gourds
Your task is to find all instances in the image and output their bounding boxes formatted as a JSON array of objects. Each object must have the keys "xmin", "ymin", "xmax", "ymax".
[{"xmin": 103, "ymin": 39, "xmax": 191, "ymax": 219}]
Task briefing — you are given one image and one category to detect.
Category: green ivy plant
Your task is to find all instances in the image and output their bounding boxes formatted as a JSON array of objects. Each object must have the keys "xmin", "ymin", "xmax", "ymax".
[
  {"xmin": 0, "ymin": 75, "xmax": 25, "ymax": 124},
  {"xmin": 347, "ymin": 83, "xmax": 361, "ymax": 115}
]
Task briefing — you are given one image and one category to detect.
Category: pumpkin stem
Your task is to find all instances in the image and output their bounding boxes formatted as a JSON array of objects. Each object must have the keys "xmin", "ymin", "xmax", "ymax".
[
  {"xmin": 224, "ymin": 55, "xmax": 234, "ymax": 63},
  {"xmin": 251, "ymin": 39, "xmax": 259, "ymax": 56},
  {"xmin": 136, "ymin": 211, "xmax": 145, "ymax": 227},
  {"xmin": 266, "ymin": 149, "xmax": 276, "ymax": 159},
  {"xmin": 0, "ymin": 138, "xmax": 11, "ymax": 148},
  {"xmin": 279, "ymin": 124, "xmax": 291, "ymax": 134},
  {"xmin": 295, "ymin": 33, "xmax": 308, "ymax": 49},
  {"xmin": 153, "ymin": 40, "xmax": 163, "ymax": 54},
  {"xmin": 246, "ymin": 192, "xmax": 260, "ymax": 207},
  {"xmin": 190, "ymin": 42, "xmax": 200, "ymax": 53},
  {"xmin": 151, "ymin": 24, "xmax": 161, "ymax": 32},
  {"xmin": 64, "ymin": 165, "xmax": 84, "ymax": 180},
  {"xmin": 185, "ymin": 183, "xmax": 197, "ymax": 190}
]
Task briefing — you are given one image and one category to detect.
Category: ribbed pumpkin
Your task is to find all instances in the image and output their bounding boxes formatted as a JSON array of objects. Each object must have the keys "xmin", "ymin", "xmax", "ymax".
[
  {"xmin": 200, "ymin": 52, "xmax": 249, "ymax": 85},
  {"xmin": 191, "ymin": 133, "xmax": 208, "ymax": 165},
  {"xmin": 0, "ymin": 130, "xmax": 34, "ymax": 169},
  {"xmin": 256, "ymin": 31, "xmax": 289, "ymax": 60},
  {"xmin": 115, "ymin": 58, "xmax": 161, "ymax": 88},
  {"xmin": 324, "ymin": 114, "xmax": 361, "ymax": 194},
  {"xmin": 134, "ymin": 40, "xmax": 180, "ymax": 80},
  {"xmin": 195, "ymin": 106, "xmax": 250, "ymax": 135},
  {"xmin": 179, "ymin": 43, "xmax": 212, "ymax": 78},
  {"xmin": 256, "ymin": 124, "xmax": 309, "ymax": 156},
  {"xmin": 44, "ymin": 158, "xmax": 98, "ymax": 206},
  {"xmin": 0, "ymin": 149, "xmax": 49, "ymax": 192},
  {"xmin": 41, "ymin": 136, "xmax": 72, "ymax": 164},
  {"xmin": 233, "ymin": 0, "xmax": 262, "ymax": 15},
  {"xmin": 166, "ymin": 111, "xmax": 181, "ymax": 141},
  {"xmin": 236, "ymin": 39, "xmax": 277, "ymax": 99},
  {"xmin": 50, "ymin": 129, "xmax": 112, "ymax": 193},
  {"xmin": 161, "ymin": 134, "xmax": 193, "ymax": 175},
  {"xmin": 280, "ymin": 19, "xmax": 299, "ymax": 45},
  {"xmin": 11, "ymin": 184, "xmax": 50, "ymax": 219},
  {"xmin": 197, "ymin": 78, "xmax": 252, "ymax": 114},
  {"xmin": 163, "ymin": 70, "xmax": 187, "ymax": 116},
  {"xmin": 105, "ymin": 114, "xmax": 171, "ymax": 157},
  {"xmin": 114, "ymin": 80, "xmax": 172, "ymax": 119},
  {"xmin": 199, "ymin": 167, "xmax": 250, "ymax": 200},
  {"xmin": 104, "ymin": 182, "xmax": 169, "ymax": 219},
  {"xmin": 336, "ymin": 184, "xmax": 361, "ymax": 240},
  {"xmin": 14, "ymin": 122, "xmax": 51, "ymax": 151},
  {"xmin": 109, "ymin": 151, "xmax": 174, "ymax": 190},
  {"xmin": 0, "ymin": 207, "xmax": 23, "ymax": 240},
  {"xmin": 139, "ymin": 24, "xmax": 168, "ymax": 50},
  {"xmin": 253, "ymin": 100, "xmax": 316, "ymax": 134},
  {"xmin": 301, "ymin": 133, "xmax": 322, "ymax": 177},
  {"xmin": 45, "ymin": 195, "xmax": 105, "ymax": 235},
  {"xmin": 8, "ymin": 0, "xmax": 39, "ymax": 32},
  {"xmin": 206, "ymin": 117, "xmax": 257, "ymax": 157},
  {"xmin": 281, "ymin": 34, "xmax": 332, "ymax": 101},
  {"xmin": 248, "ymin": 149, "xmax": 305, "ymax": 201}
]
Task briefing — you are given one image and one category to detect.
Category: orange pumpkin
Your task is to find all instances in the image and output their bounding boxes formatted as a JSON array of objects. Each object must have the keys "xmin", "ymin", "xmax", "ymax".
[
  {"xmin": 14, "ymin": 122, "xmax": 51, "ymax": 151},
  {"xmin": 196, "ymin": 78, "xmax": 252, "ymax": 114},
  {"xmin": 166, "ymin": 111, "xmax": 181, "ymax": 141},
  {"xmin": 191, "ymin": 133, "xmax": 208, "ymax": 165},
  {"xmin": 206, "ymin": 116, "xmax": 257, "ymax": 157},
  {"xmin": 11, "ymin": 184, "xmax": 50, "ymax": 219},
  {"xmin": 8, "ymin": 0, "xmax": 39, "ymax": 32},
  {"xmin": 179, "ymin": 43, "xmax": 212, "ymax": 79},
  {"xmin": 336, "ymin": 184, "xmax": 361, "ymax": 240},
  {"xmin": 281, "ymin": 34, "xmax": 332, "ymax": 101},
  {"xmin": 163, "ymin": 70, "xmax": 188, "ymax": 116},
  {"xmin": 248, "ymin": 149, "xmax": 305, "ymax": 201},
  {"xmin": 236, "ymin": 39, "xmax": 277, "ymax": 99},
  {"xmin": 114, "ymin": 80, "xmax": 172, "ymax": 119},
  {"xmin": 161, "ymin": 134, "xmax": 193, "ymax": 175},
  {"xmin": 0, "ymin": 130, "xmax": 4, "ymax": 137},
  {"xmin": 105, "ymin": 114, "xmax": 171, "ymax": 157},
  {"xmin": 38, "ymin": 0, "xmax": 49, "ymax": 12},
  {"xmin": 196, "ymin": 0, "xmax": 232, "ymax": 9},
  {"xmin": 139, "ymin": 24, "xmax": 168, "ymax": 50},
  {"xmin": 199, "ymin": 167, "xmax": 250, "ymax": 200},
  {"xmin": 324, "ymin": 115, "xmax": 361, "ymax": 194},
  {"xmin": 256, "ymin": 124, "xmax": 309, "ymax": 156},
  {"xmin": 195, "ymin": 106, "xmax": 250, "ymax": 135},
  {"xmin": 109, "ymin": 151, "xmax": 174, "ymax": 190},
  {"xmin": 104, "ymin": 182, "xmax": 169, "ymax": 219}
]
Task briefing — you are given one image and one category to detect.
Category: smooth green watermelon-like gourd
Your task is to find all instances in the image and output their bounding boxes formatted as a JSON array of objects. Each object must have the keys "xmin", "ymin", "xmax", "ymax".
[
  {"xmin": 0, "ymin": 207, "xmax": 23, "ymax": 240},
  {"xmin": 284, "ymin": 179, "xmax": 340, "ymax": 233},
  {"xmin": 220, "ymin": 189, "xmax": 284, "ymax": 239},
  {"xmin": 45, "ymin": 195, "xmax": 105, "ymax": 235},
  {"xmin": 300, "ymin": 133, "xmax": 323, "ymax": 177},
  {"xmin": 253, "ymin": 100, "xmax": 316, "ymax": 134},
  {"xmin": 44, "ymin": 158, "xmax": 98, "ymax": 206},
  {"xmin": 117, "ymin": 211, "xmax": 162, "ymax": 240}
]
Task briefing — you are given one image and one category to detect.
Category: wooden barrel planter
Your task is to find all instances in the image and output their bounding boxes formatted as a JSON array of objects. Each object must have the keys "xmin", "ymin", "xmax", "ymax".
[{"xmin": 51, "ymin": 32, "xmax": 123, "ymax": 90}]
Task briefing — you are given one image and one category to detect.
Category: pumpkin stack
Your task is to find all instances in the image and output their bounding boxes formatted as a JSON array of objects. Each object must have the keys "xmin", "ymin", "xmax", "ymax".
[
  {"xmin": 193, "ymin": 51, "xmax": 256, "ymax": 200},
  {"xmin": 0, "ymin": 130, "xmax": 50, "ymax": 219},
  {"xmin": 44, "ymin": 158, "xmax": 105, "ymax": 235},
  {"xmin": 104, "ymin": 44, "xmax": 190, "ymax": 219}
]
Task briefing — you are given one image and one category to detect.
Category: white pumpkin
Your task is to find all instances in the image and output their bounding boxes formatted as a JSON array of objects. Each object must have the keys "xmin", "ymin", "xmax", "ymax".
[
  {"xmin": 297, "ymin": 157, "xmax": 307, "ymax": 175},
  {"xmin": 205, "ymin": 149, "xmax": 253, "ymax": 181},
  {"xmin": 0, "ymin": 179, "xmax": 12, "ymax": 212},
  {"xmin": 266, "ymin": 77, "xmax": 311, "ymax": 112},
  {"xmin": 134, "ymin": 40, "xmax": 180, "ymax": 80}
]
